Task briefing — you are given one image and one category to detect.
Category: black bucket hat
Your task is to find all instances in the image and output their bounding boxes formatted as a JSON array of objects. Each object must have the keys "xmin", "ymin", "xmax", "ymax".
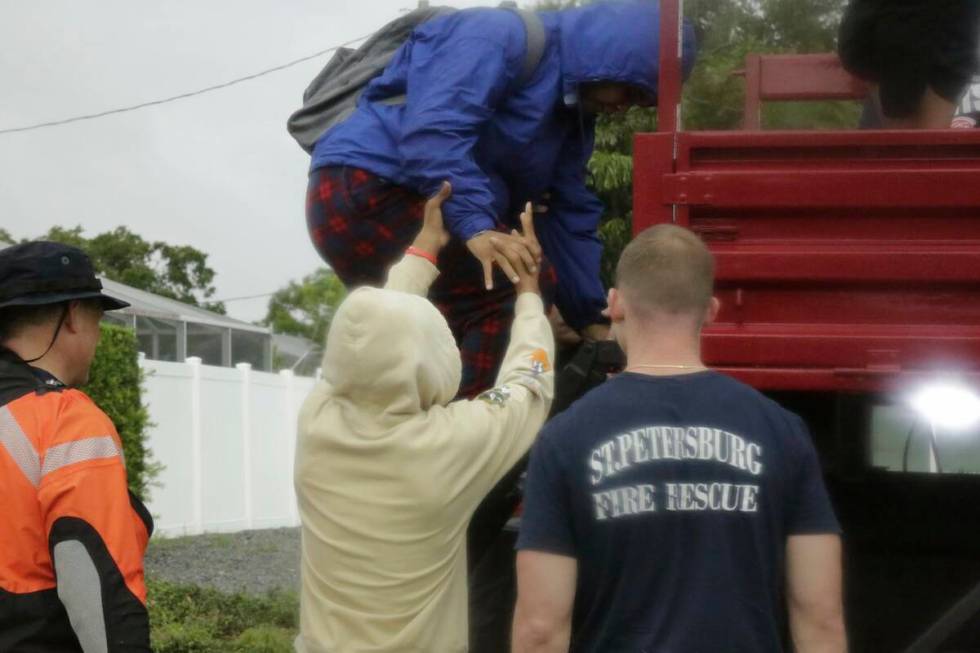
[{"xmin": 0, "ymin": 241, "xmax": 130, "ymax": 311}]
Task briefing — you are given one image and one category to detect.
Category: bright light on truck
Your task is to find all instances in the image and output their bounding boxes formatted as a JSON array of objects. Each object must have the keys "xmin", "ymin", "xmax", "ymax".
[{"xmin": 910, "ymin": 383, "xmax": 980, "ymax": 431}]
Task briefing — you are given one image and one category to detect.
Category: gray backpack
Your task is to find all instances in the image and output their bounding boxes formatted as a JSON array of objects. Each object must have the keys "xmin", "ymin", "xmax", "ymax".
[{"xmin": 287, "ymin": 4, "xmax": 546, "ymax": 153}]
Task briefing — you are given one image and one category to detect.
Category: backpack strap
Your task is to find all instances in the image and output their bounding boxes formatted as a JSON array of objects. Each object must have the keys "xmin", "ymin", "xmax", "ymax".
[
  {"xmin": 499, "ymin": 2, "xmax": 546, "ymax": 84},
  {"xmin": 514, "ymin": 8, "xmax": 546, "ymax": 84},
  {"xmin": 361, "ymin": 7, "xmax": 544, "ymax": 112}
]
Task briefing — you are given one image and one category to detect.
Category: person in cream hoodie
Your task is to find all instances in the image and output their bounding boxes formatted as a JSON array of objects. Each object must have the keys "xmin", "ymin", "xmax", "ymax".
[{"xmin": 294, "ymin": 182, "xmax": 555, "ymax": 653}]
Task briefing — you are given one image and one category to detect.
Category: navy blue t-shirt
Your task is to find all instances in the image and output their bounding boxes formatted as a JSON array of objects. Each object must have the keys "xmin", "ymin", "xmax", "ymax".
[{"xmin": 517, "ymin": 371, "xmax": 841, "ymax": 653}]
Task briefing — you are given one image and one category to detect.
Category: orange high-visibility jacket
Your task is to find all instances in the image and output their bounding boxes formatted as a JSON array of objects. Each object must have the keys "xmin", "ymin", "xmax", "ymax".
[{"xmin": 0, "ymin": 349, "xmax": 152, "ymax": 652}]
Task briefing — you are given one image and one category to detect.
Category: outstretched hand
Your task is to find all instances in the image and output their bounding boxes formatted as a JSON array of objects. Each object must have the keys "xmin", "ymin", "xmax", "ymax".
[
  {"xmin": 466, "ymin": 202, "xmax": 542, "ymax": 290},
  {"xmin": 493, "ymin": 202, "xmax": 541, "ymax": 295},
  {"xmin": 411, "ymin": 181, "xmax": 452, "ymax": 258}
]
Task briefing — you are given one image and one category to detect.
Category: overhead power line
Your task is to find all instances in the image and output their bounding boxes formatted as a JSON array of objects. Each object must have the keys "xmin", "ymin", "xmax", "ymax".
[
  {"xmin": 0, "ymin": 32, "xmax": 372, "ymax": 136},
  {"xmin": 214, "ymin": 291, "xmax": 279, "ymax": 303}
]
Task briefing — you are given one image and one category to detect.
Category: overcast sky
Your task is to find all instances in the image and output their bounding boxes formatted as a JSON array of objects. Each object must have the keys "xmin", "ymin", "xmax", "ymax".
[{"xmin": 0, "ymin": 0, "xmax": 499, "ymax": 322}]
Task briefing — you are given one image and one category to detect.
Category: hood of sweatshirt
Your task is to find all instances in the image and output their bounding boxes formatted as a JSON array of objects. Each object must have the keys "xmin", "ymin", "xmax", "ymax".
[
  {"xmin": 321, "ymin": 286, "xmax": 462, "ymax": 417},
  {"xmin": 556, "ymin": 1, "xmax": 697, "ymax": 106}
]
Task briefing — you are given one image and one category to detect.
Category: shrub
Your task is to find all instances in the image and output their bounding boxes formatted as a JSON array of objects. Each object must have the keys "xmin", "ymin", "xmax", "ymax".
[
  {"xmin": 232, "ymin": 626, "xmax": 295, "ymax": 652},
  {"xmin": 86, "ymin": 323, "xmax": 160, "ymax": 500},
  {"xmin": 150, "ymin": 621, "xmax": 220, "ymax": 653},
  {"xmin": 147, "ymin": 579, "xmax": 298, "ymax": 652}
]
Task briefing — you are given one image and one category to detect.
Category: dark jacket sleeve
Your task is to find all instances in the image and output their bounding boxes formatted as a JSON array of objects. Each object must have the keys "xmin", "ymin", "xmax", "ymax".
[
  {"xmin": 537, "ymin": 121, "xmax": 608, "ymax": 330},
  {"xmin": 399, "ymin": 30, "xmax": 520, "ymax": 242}
]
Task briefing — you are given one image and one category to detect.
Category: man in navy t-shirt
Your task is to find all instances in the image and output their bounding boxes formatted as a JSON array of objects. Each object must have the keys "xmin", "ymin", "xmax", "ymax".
[{"xmin": 513, "ymin": 225, "xmax": 847, "ymax": 653}]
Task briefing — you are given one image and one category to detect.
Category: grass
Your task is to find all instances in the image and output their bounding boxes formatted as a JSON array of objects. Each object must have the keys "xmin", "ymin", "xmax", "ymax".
[
  {"xmin": 147, "ymin": 578, "xmax": 298, "ymax": 652},
  {"xmin": 149, "ymin": 532, "xmax": 238, "ymax": 552}
]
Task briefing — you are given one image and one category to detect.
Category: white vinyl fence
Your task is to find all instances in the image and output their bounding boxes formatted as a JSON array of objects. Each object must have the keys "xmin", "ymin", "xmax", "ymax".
[{"xmin": 140, "ymin": 356, "xmax": 317, "ymax": 537}]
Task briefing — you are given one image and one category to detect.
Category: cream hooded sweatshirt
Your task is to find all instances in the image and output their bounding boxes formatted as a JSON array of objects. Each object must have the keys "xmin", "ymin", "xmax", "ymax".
[{"xmin": 295, "ymin": 255, "xmax": 554, "ymax": 653}]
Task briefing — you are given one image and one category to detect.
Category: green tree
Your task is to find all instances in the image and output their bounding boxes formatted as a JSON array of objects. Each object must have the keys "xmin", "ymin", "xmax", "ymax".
[
  {"xmin": 22, "ymin": 226, "xmax": 226, "ymax": 314},
  {"xmin": 0, "ymin": 228, "xmax": 13, "ymax": 245},
  {"xmin": 589, "ymin": 107, "xmax": 658, "ymax": 285},
  {"xmin": 87, "ymin": 324, "xmax": 160, "ymax": 500},
  {"xmin": 262, "ymin": 268, "xmax": 347, "ymax": 345}
]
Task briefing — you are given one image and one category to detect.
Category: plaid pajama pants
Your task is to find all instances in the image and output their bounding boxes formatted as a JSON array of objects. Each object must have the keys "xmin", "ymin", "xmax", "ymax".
[{"xmin": 306, "ymin": 165, "xmax": 556, "ymax": 399}]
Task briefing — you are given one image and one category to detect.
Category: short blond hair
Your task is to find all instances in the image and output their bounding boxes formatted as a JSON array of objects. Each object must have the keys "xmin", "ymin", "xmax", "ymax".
[{"xmin": 615, "ymin": 224, "xmax": 715, "ymax": 316}]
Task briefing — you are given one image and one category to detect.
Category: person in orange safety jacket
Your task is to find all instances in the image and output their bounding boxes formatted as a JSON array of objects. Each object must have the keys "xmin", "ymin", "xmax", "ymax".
[{"xmin": 0, "ymin": 241, "xmax": 152, "ymax": 652}]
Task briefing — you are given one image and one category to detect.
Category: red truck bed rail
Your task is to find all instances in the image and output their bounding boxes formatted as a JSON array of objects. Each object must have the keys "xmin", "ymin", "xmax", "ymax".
[
  {"xmin": 740, "ymin": 53, "xmax": 869, "ymax": 129},
  {"xmin": 634, "ymin": 129, "xmax": 980, "ymax": 391},
  {"xmin": 639, "ymin": 7, "xmax": 980, "ymax": 392}
]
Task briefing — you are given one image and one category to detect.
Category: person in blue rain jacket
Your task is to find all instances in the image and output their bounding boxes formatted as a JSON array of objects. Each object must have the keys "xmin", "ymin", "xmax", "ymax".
[{"xmin": 307, "ymin": 1, "xmax": 696, "ymax": 397}]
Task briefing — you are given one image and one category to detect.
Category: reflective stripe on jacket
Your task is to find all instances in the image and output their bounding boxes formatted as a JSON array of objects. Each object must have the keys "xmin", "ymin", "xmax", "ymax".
[{"xmin": 0, "ymin": 349, "xmax": 152, "ymax": 652}]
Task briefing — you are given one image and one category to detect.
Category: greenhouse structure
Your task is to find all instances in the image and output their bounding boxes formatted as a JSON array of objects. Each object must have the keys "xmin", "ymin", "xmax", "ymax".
[{"xmin": 100, "ymin": 277, "xmax": 273, "ymax": 371}]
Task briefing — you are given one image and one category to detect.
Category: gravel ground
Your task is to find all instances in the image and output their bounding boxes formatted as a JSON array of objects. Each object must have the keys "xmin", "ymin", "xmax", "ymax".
[{"xmin": 145, "ymin": 528, "xmax": 301, "ymax": 595}]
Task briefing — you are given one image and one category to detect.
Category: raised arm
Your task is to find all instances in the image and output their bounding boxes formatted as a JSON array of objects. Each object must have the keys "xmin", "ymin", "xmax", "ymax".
[
  {"xmin": 443, "ymin": 205, "xmax": 555, "ymax": 502},
  {"xmin": 384, "ymin": 182, "xmax": 451, "ymax": 296}
]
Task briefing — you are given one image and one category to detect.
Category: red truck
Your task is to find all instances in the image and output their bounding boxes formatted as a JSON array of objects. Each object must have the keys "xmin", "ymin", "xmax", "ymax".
[{"xmin": 635, "ymin": 2, "xmax": 980, "ymax": 650}]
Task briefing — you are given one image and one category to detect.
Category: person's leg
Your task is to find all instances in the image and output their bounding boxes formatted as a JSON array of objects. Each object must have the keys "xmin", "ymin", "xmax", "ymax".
[
  {"xmin": 870, "ymin": 1, "xmax": 978, "ymax": 129},
  {"xmin": 305, "ymin": 166, "xmax": 424, "ymax": 287},
  {"xmin": 920, "ymin": 0, "xmax": 980, "ymax": 129},
  {"xmin": 431, "ymin": 241, "xmax": 558, "ymax": 398},
  {"xmin": 838, "ymin": 0, "xmax": 878, "ymax": 83},
  {"xmin": 308, "ymin": 163, "xmax": 557, "ymax": 395},
  {"xmin": 841, "ymin": 0, "xmax": 961, "ymax": 129},
  {"xmin": 881, "ymin": 86, "xmax": 957, "ymax": 129},
  {"xmin": 430, "ymin": 237, "xmax": 518, "ymax": 398},
  {"xmin": 871, "ymin": 6, "xmax": 930, "ymax": 128}
]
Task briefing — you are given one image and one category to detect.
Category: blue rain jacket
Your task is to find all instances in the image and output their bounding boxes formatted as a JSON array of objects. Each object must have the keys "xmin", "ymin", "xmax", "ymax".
[{"xmin": 311, "ymin": 2, "xmax": 696, "ymax": 330}]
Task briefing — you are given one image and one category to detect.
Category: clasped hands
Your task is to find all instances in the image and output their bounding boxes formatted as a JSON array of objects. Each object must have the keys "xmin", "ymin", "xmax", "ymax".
[{"xmin": 411, "ymin": 182, "xmax": 541, "ymax": 295}]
